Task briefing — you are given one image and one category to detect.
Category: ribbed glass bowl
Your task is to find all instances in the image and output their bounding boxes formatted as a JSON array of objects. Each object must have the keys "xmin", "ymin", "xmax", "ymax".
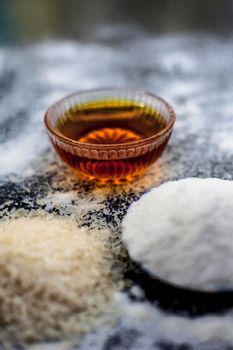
[{"xmin": 44, "ymin": 88, "xmax": 175, "ymax": 184}]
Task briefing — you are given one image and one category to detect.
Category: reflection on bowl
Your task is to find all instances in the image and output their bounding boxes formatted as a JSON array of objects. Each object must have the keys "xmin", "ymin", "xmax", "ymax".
[{"xmin": 44, "ymin": 88, "xmax": 175, "ymax": 184}]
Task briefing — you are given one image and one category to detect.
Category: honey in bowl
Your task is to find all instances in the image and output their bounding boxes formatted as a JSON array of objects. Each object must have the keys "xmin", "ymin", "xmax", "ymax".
[{"xmin": 44, "ymin": 90, "xmax": 175, "ymax": 184}]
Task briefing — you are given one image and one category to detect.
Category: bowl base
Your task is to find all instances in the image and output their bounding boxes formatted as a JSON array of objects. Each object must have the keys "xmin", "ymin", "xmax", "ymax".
[{"xmin": 75, "ymin": 169, "xmax": 145, "ymax": 185}]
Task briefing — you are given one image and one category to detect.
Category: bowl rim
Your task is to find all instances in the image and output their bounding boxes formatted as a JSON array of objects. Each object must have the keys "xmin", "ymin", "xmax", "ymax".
[{"xmin": 44, "ymin": 87, "xmax": 176, "ymax": 149}]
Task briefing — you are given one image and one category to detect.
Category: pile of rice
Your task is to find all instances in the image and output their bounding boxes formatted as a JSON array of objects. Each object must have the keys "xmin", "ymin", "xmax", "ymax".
[{"xmin": 0, "ymin": 211, "xmax": 116, "ymax": 346}]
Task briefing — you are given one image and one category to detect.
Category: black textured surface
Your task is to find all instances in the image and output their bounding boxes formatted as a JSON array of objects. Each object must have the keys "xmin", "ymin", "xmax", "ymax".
[{"xmin": 1, "ymin": 25, "xmax": 233, "ymax": 349}]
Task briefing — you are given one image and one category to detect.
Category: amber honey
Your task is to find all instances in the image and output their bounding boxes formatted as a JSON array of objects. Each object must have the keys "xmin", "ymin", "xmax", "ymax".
[{"xmin": 53, "ymin": 101, "xmax": 169, "ymax": 183}]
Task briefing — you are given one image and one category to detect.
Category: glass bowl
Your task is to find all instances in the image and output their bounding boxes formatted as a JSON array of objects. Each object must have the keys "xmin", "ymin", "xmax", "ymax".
[{"xmin": 44, "ymin": 88, "xmax": 175, "ymax": 184}]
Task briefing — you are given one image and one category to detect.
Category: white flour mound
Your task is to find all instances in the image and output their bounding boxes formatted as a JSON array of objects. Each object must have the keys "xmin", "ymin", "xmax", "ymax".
[{"xmin": 122, "ymin": 178, "xmax": 233, "ymax": 292}]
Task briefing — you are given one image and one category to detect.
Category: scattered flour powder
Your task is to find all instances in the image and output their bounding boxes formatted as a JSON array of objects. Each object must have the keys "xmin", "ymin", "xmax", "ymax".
[
  {"xmin": 123, "ymin": 178, "xmax": 233, "ymax": 291},
  {"xmin": 72, "ymin": 290, "xmax": 233, "ymax": 350},
  {"xmin": 1, "ymin": 35, "xmax": 233, "ymax": 180},
  {"xmin": 1, "ymin": 34, "xmax": 233, "ymax": 350}
]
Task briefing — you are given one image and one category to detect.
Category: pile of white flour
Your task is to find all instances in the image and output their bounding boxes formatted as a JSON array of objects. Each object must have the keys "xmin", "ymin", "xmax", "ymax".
[{"xmin": 123, "ymin": 178, "xmax": 233, "ymax": 291}]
